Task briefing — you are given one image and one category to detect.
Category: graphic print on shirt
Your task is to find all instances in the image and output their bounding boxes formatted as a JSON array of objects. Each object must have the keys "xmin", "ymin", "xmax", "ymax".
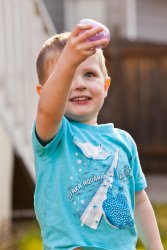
[
  {"xmin": 73, "ymin": 139, "xmax": 112, "ymax": 160},
  {"xmin": 66, "ymin": 138, "xmax": 134, "ymax": 230},
  {"xmin": 102, "ymin": 169, "xmax": 134, "ymax": 229}
]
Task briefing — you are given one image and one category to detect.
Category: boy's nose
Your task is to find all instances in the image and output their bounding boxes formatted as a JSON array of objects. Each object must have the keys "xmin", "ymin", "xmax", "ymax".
[{"xmin": 72, "ymin": 76, "xmax": 87, "ymax": 90}]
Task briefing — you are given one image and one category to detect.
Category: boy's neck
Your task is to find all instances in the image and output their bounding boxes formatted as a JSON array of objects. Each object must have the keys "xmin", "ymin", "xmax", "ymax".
[{"xmin": 67, "ymin": 117, "xmax": 98, "ymax": 126}]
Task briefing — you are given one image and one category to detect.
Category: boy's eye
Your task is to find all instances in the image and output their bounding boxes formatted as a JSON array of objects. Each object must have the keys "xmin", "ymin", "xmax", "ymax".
[{"xmin": 84, "ymin": 72, "xmax": 95, "ymax": 78}]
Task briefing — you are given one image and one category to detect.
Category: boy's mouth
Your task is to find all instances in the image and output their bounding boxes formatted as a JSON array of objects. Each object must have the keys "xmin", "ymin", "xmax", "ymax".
[{"xmin": 69, "ymin": 96, "xmax": 92, "ymax": 102}]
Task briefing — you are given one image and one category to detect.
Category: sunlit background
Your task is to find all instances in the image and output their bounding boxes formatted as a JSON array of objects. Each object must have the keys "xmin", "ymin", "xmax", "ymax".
[{"xmin": 0, "ymin": 0, "xmax": 167, "ymax": 249}]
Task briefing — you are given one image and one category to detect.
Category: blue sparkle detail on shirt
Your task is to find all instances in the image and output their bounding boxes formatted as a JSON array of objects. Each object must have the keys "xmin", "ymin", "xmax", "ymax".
[{"xmin": 102, "ymin": 169, "xmax": 134, "ymax": 229}]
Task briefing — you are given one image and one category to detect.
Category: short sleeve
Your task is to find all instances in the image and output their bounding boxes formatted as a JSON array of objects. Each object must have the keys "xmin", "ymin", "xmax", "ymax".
[
  {"xmin": 32, "ymin": 117, "xmax": 67, "ymax": 156},
  {"xmin": 131, "ymin": 139, "xmax": 147, "ymax": 192}
]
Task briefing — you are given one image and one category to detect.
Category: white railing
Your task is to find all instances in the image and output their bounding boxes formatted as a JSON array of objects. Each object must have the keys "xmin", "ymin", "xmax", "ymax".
[{"xmin": 0, "ymin": 0, "xmax": 56, "ymax": 180}]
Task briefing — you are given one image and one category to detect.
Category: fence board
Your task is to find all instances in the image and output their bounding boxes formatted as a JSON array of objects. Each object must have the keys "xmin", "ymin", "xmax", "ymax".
[{"xmin": 99, "ymin": 39, "xmax": 167, "ymax": 173}]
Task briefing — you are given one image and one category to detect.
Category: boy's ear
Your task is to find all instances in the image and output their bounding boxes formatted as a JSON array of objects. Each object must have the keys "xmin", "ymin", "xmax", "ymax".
[
  {"xmin": 36, "ymin": 84, "xmax": 43, "ymax": 96},
  {"xmin": 104, "ymin": 77, "xmax": 111, "ymax": 96}
]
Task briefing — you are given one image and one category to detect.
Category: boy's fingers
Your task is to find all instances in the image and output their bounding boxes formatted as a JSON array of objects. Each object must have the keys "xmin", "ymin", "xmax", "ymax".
[
  {"xmin": 69, "ymin": 24, "xmax": 109, "ymax": 52},
  {"xmin": 71, "ymin": 24, "xmax": 93, "ymax": 37},
  {"xmin": 85, "ymin": 38, "xmax": 109, "ymax": 50},
  {"xmin": 71, "ymin": 24, "xmax": 104, "ymax": 39},
  {"xmin": 77, "ymin": 26, "xmax": 104, "ymax": 42}
]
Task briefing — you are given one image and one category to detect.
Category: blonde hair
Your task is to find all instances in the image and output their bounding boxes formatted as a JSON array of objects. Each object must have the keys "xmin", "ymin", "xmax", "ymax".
[
  {"xmin": 95, "ymin": 49, "xmax": 109, "ymax": 79},
  {"xmin": 36, "ymin": 32, "xmax": 70, "ymax": 85}
]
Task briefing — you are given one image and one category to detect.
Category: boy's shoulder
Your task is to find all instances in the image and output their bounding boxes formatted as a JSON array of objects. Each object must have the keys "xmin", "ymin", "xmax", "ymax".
[
  {"xmin": 114, "ymin": 126, "xmax": 133, "ymax": 140},
  {"xmin": 112, "ymin": 125, "xmax": 137, "ymax": 149}
]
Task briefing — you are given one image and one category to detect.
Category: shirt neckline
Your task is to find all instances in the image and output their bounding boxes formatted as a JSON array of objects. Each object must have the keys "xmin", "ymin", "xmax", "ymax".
[{"xmin": 68, "ymin": 119, "xmax": 114, "ymax": 133}]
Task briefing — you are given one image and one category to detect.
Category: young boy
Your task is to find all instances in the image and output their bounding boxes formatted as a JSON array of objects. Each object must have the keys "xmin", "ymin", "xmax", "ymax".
[{"xmin": 32, "ymin": 23, "xmax": 163, "ymax": 250}]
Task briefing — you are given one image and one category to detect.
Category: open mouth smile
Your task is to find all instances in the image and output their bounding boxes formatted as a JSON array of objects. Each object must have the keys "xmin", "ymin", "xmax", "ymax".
[{"xmin": 69, "ymin": 96, "xmax": 92, "ymax": 102}]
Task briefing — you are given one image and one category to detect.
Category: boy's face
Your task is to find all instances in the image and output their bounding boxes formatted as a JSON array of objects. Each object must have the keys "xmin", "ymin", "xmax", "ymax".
[
  {"xmin": 65, "ymin": 53, "xmax": 110, "ymax": 125},
  {"xmin": 38, "ymin": 52, "xmax": 110, "ymax": 125}
]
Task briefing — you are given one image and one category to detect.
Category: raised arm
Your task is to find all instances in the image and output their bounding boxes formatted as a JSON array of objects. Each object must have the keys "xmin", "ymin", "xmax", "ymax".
[
  {"xmin": 35, "ymin": 24, "xmax": 108, "ymax": 142},
  {"xmin": 135, "ymin": 190, "xmax": 163, "ymax": 250}
]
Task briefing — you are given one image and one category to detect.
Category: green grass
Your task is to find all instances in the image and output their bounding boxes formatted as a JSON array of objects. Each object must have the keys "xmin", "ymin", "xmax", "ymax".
[{"xmin": 0, "ymin": 203, "xmax": 166, "ymax": 250}]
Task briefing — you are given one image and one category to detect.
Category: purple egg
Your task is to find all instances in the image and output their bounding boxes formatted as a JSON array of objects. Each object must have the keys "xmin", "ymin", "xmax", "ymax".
[{"xmin": 79, "ymin": 19, "xmax": 110, "ymax": 48}]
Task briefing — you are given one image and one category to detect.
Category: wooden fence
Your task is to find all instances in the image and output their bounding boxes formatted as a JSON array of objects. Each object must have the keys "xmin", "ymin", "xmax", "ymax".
[{"xmin": 99, "ymin": 39, "xmax": 167, "ymax": 173}]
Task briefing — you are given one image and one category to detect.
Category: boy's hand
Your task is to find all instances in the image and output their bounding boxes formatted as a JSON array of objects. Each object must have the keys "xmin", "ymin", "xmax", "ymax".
[{"xmin": 62, "ymin": 23, "xmax": 108, "ymax": 68}]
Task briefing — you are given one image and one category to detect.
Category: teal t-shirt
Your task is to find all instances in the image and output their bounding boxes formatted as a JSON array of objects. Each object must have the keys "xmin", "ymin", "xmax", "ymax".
[{"xmin": 32, "ymin": 117, "xmax": 147, "ymax": 250}]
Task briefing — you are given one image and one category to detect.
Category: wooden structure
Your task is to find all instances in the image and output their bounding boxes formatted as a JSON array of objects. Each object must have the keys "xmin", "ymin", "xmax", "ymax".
[
  {"xmin": 0, "ymin": 0, "xmax": 55, "ymax": 239},
  {"xmin": 100, "ymin": 39, "xmax": 167, "ymax": 173}
]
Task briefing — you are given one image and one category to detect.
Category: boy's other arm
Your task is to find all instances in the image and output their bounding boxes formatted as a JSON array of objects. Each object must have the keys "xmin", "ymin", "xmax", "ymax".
[
  {"xmin": 135, "ymin": 190, "xmax": 164, "ymax": 250},
  {"xmin": 36, "ymin": 25, "xmax": 108, "ymax": 142}
]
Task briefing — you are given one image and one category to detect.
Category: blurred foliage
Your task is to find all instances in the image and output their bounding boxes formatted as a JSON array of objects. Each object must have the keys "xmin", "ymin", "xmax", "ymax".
[
  {"xmin": 19, "ymin": 227, "xmax": 42, "ymax": 250},
  {"xmin": 0, "ymin": 203, "xmax": 166, "ymax": 250}
]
